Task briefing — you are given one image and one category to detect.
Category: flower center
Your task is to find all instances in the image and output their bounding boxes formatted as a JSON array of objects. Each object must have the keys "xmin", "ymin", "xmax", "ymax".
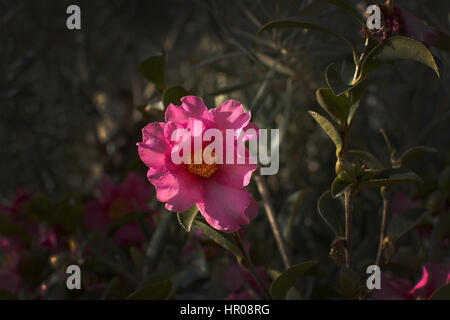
[{"xmin": 187, "ymin": 151, "xmax": 218, "ymax": 178}]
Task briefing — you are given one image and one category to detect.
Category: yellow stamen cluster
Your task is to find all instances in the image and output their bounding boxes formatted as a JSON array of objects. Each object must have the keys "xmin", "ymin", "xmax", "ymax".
[{"xmin": 187, "ymin": 151, "xmax": 218, "ymax": 178}]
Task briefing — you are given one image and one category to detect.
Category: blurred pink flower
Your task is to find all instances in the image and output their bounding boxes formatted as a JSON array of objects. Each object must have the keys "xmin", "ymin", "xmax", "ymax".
[
  {"xmin": 396, "ymin": 7, "xmax": 440, "ymax": 47},
  {"xmin": 137, "ymin": 96, "xmax": 259, "ymax": 232},
  {"xmin": 390, "ymin": 191, "xmax": 420, "ymax": 217},
  {"xmin": 0, "ymin": 188, "xmax": 34, "ymax": 219},
  {"xmin": 371, "ymin": 263, "xmax": 450, "ymax": 300},
  {"xmin": 84, "ymin": 172, "xmax": 155, "ymax": 247},
  {"xmin": 363, "ymin": 5, "xmax": 441, "ymax": 47},
  {"xmin": 223, "ymin": 262, "xmax": 271, "ymax": 300},
  {"xmin": 0, "ymin": 237, "xmax": 22, "ymax": 294}
]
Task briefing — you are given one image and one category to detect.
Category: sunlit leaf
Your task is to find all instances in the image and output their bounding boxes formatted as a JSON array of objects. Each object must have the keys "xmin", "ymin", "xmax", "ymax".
[
  {"xmin": 331, "ymin": 177, "xmax": 353, "ymax": 199},
  {"xmin": 177, "ymin": 205, "xmax": 199, "ymax": 232},
  {"xmin": 346, "ymin": 79, "xmax": 368, "ymax": 124},
  {"xmin": 308, "ymin": 111, "xmax": 342, "ymax": 153},
  {"xmin": 326, "ymin": 63, "xmax": 359, "ymax": 96},
  {"xmin": 316, "ymin": 88, "xmax": 350, "ymax": 125},
  {"xmin": 349, "ymin": 149, "xmax": 384, "ymax": 169},
  {"xmin": 270, "ymin": 261, "xmax": 317, "ymax": 299},
  {"xmin": 360, "ymin": 36, "xmax": 440, "ymax": 81}
]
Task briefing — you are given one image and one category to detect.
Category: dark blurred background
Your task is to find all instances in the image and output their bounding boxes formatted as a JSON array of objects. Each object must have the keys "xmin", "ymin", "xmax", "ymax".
[{"xmin": 0, "ymin": 0, "xmax": 449, "ymax": 299}]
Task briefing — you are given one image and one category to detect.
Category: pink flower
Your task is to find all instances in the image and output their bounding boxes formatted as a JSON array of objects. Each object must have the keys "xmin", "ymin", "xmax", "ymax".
[
  {"xmin": 137, "ymin": 96, "xmax": 259, "ymax": 232},
  {"xmin": 84, "ymin": 172, "xmax": 155, "ymax": 247},
  {"xmin": 371, "ymin": 263, "xmax": 450, "ymax": 300}
]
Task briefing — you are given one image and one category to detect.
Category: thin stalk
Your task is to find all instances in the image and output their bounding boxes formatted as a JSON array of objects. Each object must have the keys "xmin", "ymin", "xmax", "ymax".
[
  {"xmin": 254, "ymin": 175, "xmax": 292, "ymax": 269},
  {"xmin": 233, "ymin": 232, "xmax": 272, "ymax": 300},
  {"xmin": 142, "ymin": 211, "xmax": 171, "ymax": 281},
  {"xmin": 376, "ymin": 188, "xmax": 390, "ymax": 266},
  {"xmin": 344, "ymin": 190, "xmax": 353, "ymax": 269}
]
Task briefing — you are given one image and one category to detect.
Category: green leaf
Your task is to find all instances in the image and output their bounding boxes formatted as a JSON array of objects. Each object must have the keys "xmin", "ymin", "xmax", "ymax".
[
  {"xmin": 317, "ymin": 190, "xmax": 345, "ymax": 237},
  {"xmin": 316, "ymin": 88, "xmax": 351, "ymax": 124},
  {"xmin": 270, "ymin": 261, "xmax": 317, "ymax": 299},
  {"xmin": 308, "ymin": 111, "xmax": 342, "ymax": 154},
  {"xmin": 192, "ymin": 217, "xmax": 242, "ymax": 258},
  {"xmin": 176, "ymin": 205, "xmax": 199, "ymax": 232},
  {"xmin": 359, "ymin": 36, "xmax": 440, "ymax": 81},
  {"xmin": 331, "ymin": 177, "xmax": 353, "ymax": 199},
  {"xmin": 325, "ymin": 63, "xmax": 359, "ymax": 96},
  {"xmin": 359, "ymin": 171, "xmax": 422, "ymax": 189},
  {"xmin": 257, "ymin": 20, "xmax": 356, "ymax": 62},
  {"xmin": 430, "ymin": 283, "xmax": 450, "ymax": 300},
  {"xmin": 162, "ymin": 86, "xmax": 189, "ymax": 107},
  {"xmin": 139, "ymin": 55, "xmax": 165, "ymax": 92},
  {"xmin": 346, "ymin": 79, "xmax": 368, "ymax": 124},
  {"xmin": 387, "ymin": 208, "xmax": 427, "ymax": 241},
  {"xmin": 394, "ymin": 146, "xmax": 437, "ymax": 168},
  {"xmin": 127, "ymin": 280, "xmax": 172, "ymax": 300},
  {"xmin": 348, "ymin": 150, "xmax": 384, "ymax": 169}
]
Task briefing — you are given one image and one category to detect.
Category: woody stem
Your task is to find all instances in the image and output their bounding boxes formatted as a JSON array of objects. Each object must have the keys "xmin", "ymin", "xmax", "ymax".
[
  {"xmin": 376, "ymin": 188, "xmax": 390, "ymax": 266},
  {"xmin": 254, "ymin": 175, "xmax": 292, "ymax": 270}
]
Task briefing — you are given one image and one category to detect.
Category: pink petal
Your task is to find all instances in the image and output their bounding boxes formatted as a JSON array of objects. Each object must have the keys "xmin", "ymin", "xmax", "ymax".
[
  {"xmin": 142, "ymin": 122, "xmax": 166, "ymax": 143},
  {"xmin": 197, "ymin": 180, "xmax": 258, "ymax": 232},
  {"xmin": 165, "ymin": 96, "xmax": 209, "ymax": 126},
  {"xmin": 210, "ymin": 99, "xmax": 251, "ymax": 131},
  {"xmin": 213, "ymin": 163, "xmax": 257, "ymax": 188},
  {"xmin": 147, "ymin": 167, "xmax": 203, "ymax": 212},
  {"xmin": 137, "ymin": 142, "xmax": 170, "ymax": 171},
  {"xmin": 410, "ymin": 263, "xmax": 450, "ymax": 298},
  {"xmin": 138, "ymin": 122, "xmax": 170, "ymax": 170},
  {"xmin": 370, "ymin": 275, "xmax": 412, "ymax": 300},
  {"xmin": 180, "ymin": 96, "xmax": 209, "ymax": 118}
]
